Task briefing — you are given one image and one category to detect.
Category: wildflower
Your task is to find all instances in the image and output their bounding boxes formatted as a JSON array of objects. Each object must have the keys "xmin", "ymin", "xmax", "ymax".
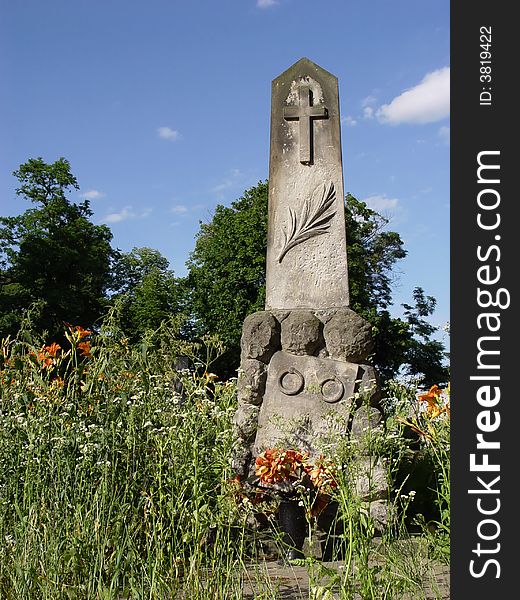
[
  {"xmin": 396, "ymin": 416, "xmax": 433, "ymax": 442},
  {"xmin": 228, "ymin": 475, "xmax": 241, "ymax": 486},
  {"xmin": 64, "ymin": 323, "xmax": 92, "ymax": 345},
  {"xmin": 418, "ymin": 384, "xmax": 441, "ymax": 402},
  {"xmin": 77, "ymin": 341, "xmax": 92, "ymax": 357},
  {"xmin": 428, "ymin": 404, "xmax": 444, "ymax": 419},
  {"xmin": 37, "ymin": 343, "xmax": 61, "ymax": 369},
  {"xmin": 51, "ymin": 376, "xmax": 65, "ymax": 388},
  {"xmin": 37, "ymin": 352, "xmax": 53, "ymax": 369},
  {"xmin": 75, "ymin": 326, "xmax": 91, "ymax": 340},
  {"xmin": 45, "ymin": 342, "xmax": 62, "ymax": 357},
  {"xmin": 418, "ymin": 384, "xmax": 445, "ymax": 418}
]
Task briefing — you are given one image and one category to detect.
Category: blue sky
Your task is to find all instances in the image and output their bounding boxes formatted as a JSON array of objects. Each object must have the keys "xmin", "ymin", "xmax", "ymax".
[{"xmin": 0, "ymin": 0, "xmax": 449, "ymax": 339}]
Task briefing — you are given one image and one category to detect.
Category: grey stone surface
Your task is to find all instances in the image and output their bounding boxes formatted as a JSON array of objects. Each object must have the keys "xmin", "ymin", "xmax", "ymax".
[
  {"xmin": 233, "ymin": 404, "xmax": 260, "ymax": 442},
  {"xmin": 356, "ymin": 364, "xmax": 381, "ymax": 406},
  {"xmin": 270, "ymin": 309, "xmax": 290, "ymax": 323},
  {"xmin": 313, "ymin": 308, "xmax": 337, "ymax": 324},
  {"xmin": 253, "ymin": 351, "xmax": 359, "ymax": 456},
  {"xmin": 323, "ymin": 308, "xmax": 374, "ymax": 362},
  {"xmin": 362, "ymin": 499, "xmax": 391, "ymax": 533},
  {"xmin": 241, "ymin": 311, "xmax": 280, "ymax": 363},
  {"xmin": 237, "ymin": 358, "xmax": 268, "ymax": 406},
  {"xmin": 265, "ymin": 58, "xmax": 350, "ymax": 310},
  {"xmin": 350, "ymin": 405, "xmax": 384, "ymax": 444},
  {"xmin": 280, "ymin": 310, "xmax": 322, "ymax": 356},
  {"xmin": 351, "ymin": 456, "xmax": 389, "ymax": 501},
  {"xmin": 231, "ymin": 440, "xmax": 251, "ymax": 479}
]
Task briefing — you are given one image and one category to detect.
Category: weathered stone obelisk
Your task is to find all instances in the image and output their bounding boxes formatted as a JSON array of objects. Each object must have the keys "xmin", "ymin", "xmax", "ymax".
[
  {"xmin": 232, "ymin": 60, "xmax": 388, "ymax": 540},
  {"xmin": 265, "ymin": 58, "xmax": 349, "ymax": 310}
]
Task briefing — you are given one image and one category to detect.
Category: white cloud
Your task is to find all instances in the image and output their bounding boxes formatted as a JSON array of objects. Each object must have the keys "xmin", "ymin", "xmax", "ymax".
[
  {"xmin": 103, "ymin": 207, "xmax": 134, "ymax": 223},
  {"xmin": 363, "ymin": 106, "xmax": 374, "ymax": 119},
  {"xmin": 361, "ymin": 95, "xmax": 377, "ymax": 108},
  {"xmin": 80, "ymin": 189, "xmax": 104, "ymax": 200},
  {"xmin": 376, "ymin": 67, "xmax": 450, "ymax": 125},
  {"xmin": 102, "ymin": 205, "xmax": 152, "ymax": 223},
  {"xmin": 257, "ymin": 0, "xmax": 277, "ymax": 7},
  {"xmin": 438, "ymin": 125, "xmax": 450, "ymax": 145},
  {"xmin": 362, "ymin": 194, "xmax": 400, "ymax": 213},
  {"xmin": 170, "ymin": 204, "xmax": 188, "ymax": 214},
  {"xmin": 212, "ymin": 168, "xmax": 243, "ymax": 196},
  {"xmin": 157, "ymin": 126, "xmax": 181, "ymax": 141},
  {"xmin": 341, "ymin": 115, "xmax": 357, "ymax": 126},
  {"xmin": 213, "ymin": 181, "xmax": 233, "ymax": 194}
]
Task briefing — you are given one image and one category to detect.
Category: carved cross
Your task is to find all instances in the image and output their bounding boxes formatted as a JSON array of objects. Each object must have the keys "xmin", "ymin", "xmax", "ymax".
[{"xmin": 283, "ymin": 84, "xmax": 328, "ymax": 164}]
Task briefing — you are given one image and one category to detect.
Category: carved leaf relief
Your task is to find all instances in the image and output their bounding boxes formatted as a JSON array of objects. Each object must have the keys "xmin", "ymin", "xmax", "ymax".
[{"xmin": 277, "ymin": 181, "xmax": 336, "ymax": 263}]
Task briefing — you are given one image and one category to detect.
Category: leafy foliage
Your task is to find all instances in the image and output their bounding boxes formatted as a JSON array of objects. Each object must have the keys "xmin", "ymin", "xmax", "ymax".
[
  {"xmin": 1, "ymin": 160, "xmax": 447, "ymax": 386},
  {"xmin": 344, "ymin": 193, "xmax": 406, "ymax": 313},
  {"xmin": 184, "ymin": 182, "xmax": 447, "ymax": 383},
  {"xmin": 112, "ymin": 247, "xmax": 183, "ymax": 340},
  {"xmin": 0, "ymin": 158, "xmax": 115, "ymax": 339},
  {"xmin": 401, "ymin": 288, "xmax": 449, "ymax": 386},
  {"xmin": 184, "ymin": 182, "xmax": 269, "ymax": 374}
]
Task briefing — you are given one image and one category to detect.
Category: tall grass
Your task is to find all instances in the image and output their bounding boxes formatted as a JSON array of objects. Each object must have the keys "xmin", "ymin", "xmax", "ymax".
[
  {"xmin": 0, "ymin": 310, "xmax": 250, "ymax": 598},
  {"xmin": 0, "ymin": 310, "xmax": 450, "ymax": 599}
]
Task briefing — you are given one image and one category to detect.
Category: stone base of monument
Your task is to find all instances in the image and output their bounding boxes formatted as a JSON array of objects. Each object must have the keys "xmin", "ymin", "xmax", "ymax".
[
  {"xmin": 274, "ymin": 500, "xmax": 392, "ymax": 564},
  {"xmin": 232, "ymin": 306, "xmax": 391, "ymax": 557},
  {"xmin": 277, "ymin": 501, "xmax": 306, "ymax": 563},
  {"xmin": 232, "ymin": 307, "xmax": 382, "ymax": 461}
]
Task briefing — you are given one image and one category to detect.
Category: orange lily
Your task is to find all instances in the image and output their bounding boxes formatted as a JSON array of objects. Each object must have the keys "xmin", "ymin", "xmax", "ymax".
[
  {"xmin": 44, "ymin": 342, "xmax": 62, "ymax": 357},
  {"xmin": 77, "ymin": 341, "xmax": 92, "ymax": 357}
]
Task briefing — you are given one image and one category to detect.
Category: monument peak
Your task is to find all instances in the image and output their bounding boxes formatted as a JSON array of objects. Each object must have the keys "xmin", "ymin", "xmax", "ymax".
[{"xmin": 276, "ymin": 57, "xmax": 337, "ymax": 81}]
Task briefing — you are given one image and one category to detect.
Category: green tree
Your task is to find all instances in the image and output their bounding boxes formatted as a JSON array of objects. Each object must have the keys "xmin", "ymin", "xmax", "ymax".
[
  {"xmin": 0, "ymin": 158, "xmax": 116, "ymax": 339},
  {"xmin": 112, "ymin": 247, "xmax": 182, "ymax": 340},
  {"xmin": 401, "ymin": 287, "xmax": 449, "ymax": 386},
  {"xmin": 185, "ymin": 181, "xmax": 447, "ymax": 383},
  {"xmin": 184, "ymin": 182, "xmax": 268, "ymax": 373},
  {"xmin": 345, "ymin": 194, "xmax": 406, "ymax": 313}
]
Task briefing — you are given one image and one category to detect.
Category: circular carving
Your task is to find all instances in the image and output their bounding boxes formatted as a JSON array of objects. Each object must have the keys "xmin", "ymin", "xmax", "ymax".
[
  {"xmin": 321, "ymin": 377, "xmax": 344, "ymax": 403},
  {"xmin": 278, "ymin": 369, "xmax": 304, "ymax": 396}
]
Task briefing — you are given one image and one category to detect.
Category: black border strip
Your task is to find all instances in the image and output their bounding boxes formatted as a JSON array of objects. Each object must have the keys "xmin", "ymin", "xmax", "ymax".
[{"xmin": 451, "ymin": 2, "xmax": 514, "ymax": 597}]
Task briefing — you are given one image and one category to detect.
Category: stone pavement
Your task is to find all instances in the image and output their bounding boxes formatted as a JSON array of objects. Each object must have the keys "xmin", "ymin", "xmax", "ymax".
[
  {"xmin": 240, "ymin": 560, "xmax": 450, "ymax": 599},
  {"xmin": 240, "ymin": 545, "xmax": 450, "ymax": 600}
]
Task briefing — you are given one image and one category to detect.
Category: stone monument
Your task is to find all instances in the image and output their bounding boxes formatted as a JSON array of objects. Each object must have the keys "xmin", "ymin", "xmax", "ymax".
[{"xmin": 232, "ymin": 58, "xmax": 389, "ymax": 560}]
